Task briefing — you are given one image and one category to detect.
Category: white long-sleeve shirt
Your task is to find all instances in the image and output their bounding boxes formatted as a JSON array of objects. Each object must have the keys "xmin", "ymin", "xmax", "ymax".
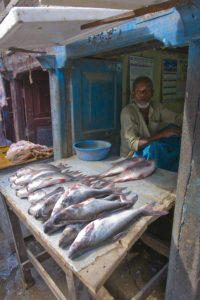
[{"xmin": 120, "ymin": 101, "xmax": 183, "ymax": 157}]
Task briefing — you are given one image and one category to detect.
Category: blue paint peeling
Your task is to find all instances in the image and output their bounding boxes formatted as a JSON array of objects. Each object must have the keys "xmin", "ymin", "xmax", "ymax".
[
  {"xmin": 64, "ymin": 5, "xmax": 200, "ymax": 59},
  {"xmin": 180, "ymin": 203, "xmax": 187, "ymax": 234}
]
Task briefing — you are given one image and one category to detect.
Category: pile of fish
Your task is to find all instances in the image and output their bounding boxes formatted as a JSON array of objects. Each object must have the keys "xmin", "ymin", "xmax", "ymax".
[
  {"xmin": 100, "ymin": 157, "xmax": 156, "ymax": 182},
  {"xmin": 8, "ymin": 158, "xmax": 166, "ymax": 260}
]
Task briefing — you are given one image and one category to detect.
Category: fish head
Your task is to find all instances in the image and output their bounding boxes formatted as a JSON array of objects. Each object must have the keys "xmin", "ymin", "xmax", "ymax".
[
  {"xmin": 42, "ymin": 200, "xmax": 53, "ymax": 216},
  {"xmin": 68, "ymin": 222, "xmax": 94, "ymax": 259},
  {"xmin": 52, "ymin": 209, "xmax": 71, "ymax": 225},
  {"xmin": 59, "ymin": 228, "xmax": 74, "ymax": 248},
  {"xmin": 43, "ymin": 220, "xmax": 56, "ymax": 234},
  {"xmin": 68, "ymin": 241, "xmax": 85, "ymax": 259}
]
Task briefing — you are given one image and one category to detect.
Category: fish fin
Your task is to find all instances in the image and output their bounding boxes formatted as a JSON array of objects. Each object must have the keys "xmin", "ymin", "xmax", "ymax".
[
  {"xmin": 98, "ymin": 211, "xmax": 113, "ymax": 219},
  {"xmin": 120, "ymin": 194, "xmax": 138, "ymax": 204},
  {"xmin": 104, "ymin": 183, "xmax": 115, "ymax": 189},
  {"xmin": 112, "ymin": 231, "xmax": 127, "ymax": 241},
  {"xmin": 143, "ymin": 202, "xmax": 168, "ymax": 216},
  {"xmin": 98, "ymin": 208, "xmax": 126, "ymax": 219},
  {"xmin": 123, "ymin": 191, "xmax": 132, "ymax": 197},
  {"xmin": 103, "ymin": 194, "xmax": 119, "ymax": 201}
]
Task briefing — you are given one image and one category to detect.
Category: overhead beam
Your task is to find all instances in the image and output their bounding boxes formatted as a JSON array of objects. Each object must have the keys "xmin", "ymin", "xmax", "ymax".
[{"xmin": 65, "ymin": 3, "xmax": 200, "ymax": 59}]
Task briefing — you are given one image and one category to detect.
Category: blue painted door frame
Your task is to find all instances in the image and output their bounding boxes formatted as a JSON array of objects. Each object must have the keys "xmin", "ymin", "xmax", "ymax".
[{"xmin": 71, "ymin": 59, "xmax": 122, "ymax": 155}]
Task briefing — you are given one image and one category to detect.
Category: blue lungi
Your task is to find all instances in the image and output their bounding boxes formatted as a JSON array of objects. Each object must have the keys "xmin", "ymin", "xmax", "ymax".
[{"xmin": 134, "ymin": 125, "xmax": 181, "ymax": 172}]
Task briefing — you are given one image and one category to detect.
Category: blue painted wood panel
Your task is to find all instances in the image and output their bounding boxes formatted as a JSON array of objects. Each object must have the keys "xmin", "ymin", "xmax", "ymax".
[
  {"xmin": 66, "ymin": 5, "xmax": 200, "ymax": 60},
  {"xmin": 72, "ymin": 59, "xmax": 122, "ymax": 154}
]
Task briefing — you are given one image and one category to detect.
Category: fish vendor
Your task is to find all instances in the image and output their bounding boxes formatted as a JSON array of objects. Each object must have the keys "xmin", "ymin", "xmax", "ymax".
[{"xmin": 120, "ymin": 76, "xmax": 183, "ymax": 171}]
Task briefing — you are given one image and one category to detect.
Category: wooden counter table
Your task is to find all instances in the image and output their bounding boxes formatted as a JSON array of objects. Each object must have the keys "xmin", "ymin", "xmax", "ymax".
[{"xmin": 0, "ymin": 156, "xmax": 177, "ymax": 300}]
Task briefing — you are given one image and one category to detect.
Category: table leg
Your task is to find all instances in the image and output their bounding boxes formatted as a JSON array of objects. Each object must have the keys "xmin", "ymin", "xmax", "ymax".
[
  {"xmin": 65, "ymin": 267, "xmax": 91, "ymax": 300},
  {"xmin": 3, "ymin": 198, "xmax": 34, "ymax": 289}
]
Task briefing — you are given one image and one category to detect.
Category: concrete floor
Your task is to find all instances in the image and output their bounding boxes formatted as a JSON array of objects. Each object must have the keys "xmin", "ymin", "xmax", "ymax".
[{"xmin": 0, "ymin": 226, "xmax": 166, "ymax": 300}]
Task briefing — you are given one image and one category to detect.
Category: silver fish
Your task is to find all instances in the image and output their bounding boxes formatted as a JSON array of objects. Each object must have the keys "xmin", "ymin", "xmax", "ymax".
[
  {"xmin": 16, "ymin": 186, "xmax": 28, "ymax": 198},
  {"xmin": 15, "ymin": 169, "xmax": 59, "ymax": 186},
  {"xmin": 28, "ymin": 190, "xmax": 64, "ymax": 220},
  {"xmin": 40, "ymin": 191, "xmax": 65, "ymax": 219},
  {"xmin": 68, "ymin": 202, "xmax": 167, "ymax": 259},
  {"xmin": 28, "ymin": 198, "xmax": 47, "ymax": 217},
  {"xmin": 10, "ymin": 182, "xmax": 25, "ymax": 190},
  {"xmin": 28, "ymin": 185, "xmax": 65, "ymax": 203},
  {"xmin": 43, "ymin": 185, "xmax": 129, "ymax": 235},
  {"xmin": 59, "ymin": 223, "xmax": 86, "ymax": 248},
  {"xmin": 9, "ymin": 174, "xmax": 18, "ymax": 183},
  {"xmin": 43, "ymin": 219, "xmax": 65, "ymax": 234},
  {"xmin": 113, "ymin": 159, "xmax": 156, "ymax": 183},
  {"xmin": 52, "ymin": 196, "xmax": 137, "ymax": 226},
  {"xmin": 101, "ymin": 157, "xmax": 145, "ymax": 177},
  {"xmin": 27, "ymin": 173, "xmax": 75, "ymax": 193},
  {"xmin": 50, "ymin": 183, "xmax": 122, "ymax": 218},
  {"xmin": 16, "ymin": 163, "xmax": 58, "ymax": 177}
]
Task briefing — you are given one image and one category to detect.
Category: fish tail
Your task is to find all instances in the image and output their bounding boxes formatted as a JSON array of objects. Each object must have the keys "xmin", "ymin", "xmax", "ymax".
[
  {"xmin": 120, "ymin": 194, "xmax": 138, "ymax": 206},
  {"xmin": 143, "ymin": 202, "xmax": 168, "ymax": 216},
  {"xmin": 112, "ymin": 176, "xmax": 124, "ymax": 183}
]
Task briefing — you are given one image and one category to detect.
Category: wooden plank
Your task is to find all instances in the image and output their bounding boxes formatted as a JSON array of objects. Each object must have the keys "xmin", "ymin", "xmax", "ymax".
[
  {"xmin": 141, "ymin": 232, "xmax": 170, "ymax": 258},
  {"xmin": 94, "ymin": 286, "xmax": 115, "ymax": 300},
  {"xmin": 65, "ymin": 267, "xmax": 91, "ymax": 300},
  {"xmin": 2, "ymin": 197, "xmax": 34, "ymax": 289},
  {"xmin": 131, "ymin": 263, "xmax": 168, "ymax": 300},
  {"xmin": 22, "ymin": 250, "xmax": 50, "ymax": 270},
  {"xmin": 81, "ymin": 0, "xmax": 190, "ymax": 29},
  {"xmin": 27, "ymin": 248, "xmax": 67, "ymax": 300},
  {"xmin": 166, "ymin": 43, "xmax": 200, "ymax": 299}
]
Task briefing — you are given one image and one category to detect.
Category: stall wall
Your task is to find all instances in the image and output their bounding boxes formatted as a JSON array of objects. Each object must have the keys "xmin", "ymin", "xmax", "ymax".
[{"xmin": 122, "ymin": 49, "xmax": 188, "ymax": 114}]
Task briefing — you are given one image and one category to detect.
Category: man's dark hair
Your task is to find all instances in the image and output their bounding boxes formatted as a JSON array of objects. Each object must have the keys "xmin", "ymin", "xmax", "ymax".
[{"xmin": 132, "ymin": 76, "xmax": 153, "ymax": 91}]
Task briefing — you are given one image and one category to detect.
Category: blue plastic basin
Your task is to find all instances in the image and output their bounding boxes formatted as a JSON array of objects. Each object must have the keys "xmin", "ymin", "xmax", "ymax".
[{"xmin": 73, "ymin": 140, "xmax": 111, "ymax": 161}]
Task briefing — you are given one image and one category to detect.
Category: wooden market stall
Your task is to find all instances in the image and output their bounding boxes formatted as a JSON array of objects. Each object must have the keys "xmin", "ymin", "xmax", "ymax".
[
  {"xmin": 0, "ymin": 1, "xmax": 199, "ymax": 299},
  {"xmin": 0, "ymin": 156, "xmax": 177, "ymax": 299}
]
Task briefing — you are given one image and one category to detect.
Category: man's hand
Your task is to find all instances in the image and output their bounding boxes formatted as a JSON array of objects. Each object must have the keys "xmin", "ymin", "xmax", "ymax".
[
  {"xmin": 160, "ymin": 127, "xmax": 181, "ymax": 138},
  {"xmin": 138, "ymin": 126, "xmax": 181, "ymax": 150}
]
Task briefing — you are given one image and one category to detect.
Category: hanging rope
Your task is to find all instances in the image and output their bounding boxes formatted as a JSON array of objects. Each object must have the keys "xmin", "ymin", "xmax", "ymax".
[{"xmin": 28, "ymin": 55, "xmax": 33, "ymax": 85}]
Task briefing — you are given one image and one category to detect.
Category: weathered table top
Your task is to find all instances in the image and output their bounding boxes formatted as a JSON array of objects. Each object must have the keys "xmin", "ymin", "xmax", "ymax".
[{"xmin": 0, "ymin": 156, "xmax": 177, "ymax": 294}]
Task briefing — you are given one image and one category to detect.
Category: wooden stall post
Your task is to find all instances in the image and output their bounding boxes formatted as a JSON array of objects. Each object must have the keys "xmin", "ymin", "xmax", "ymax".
[
  {"xmin": 48, "ymin": 68, "xmax": 73, "ymax": 160},
  {"xmin": 36, "ymin": 52, "xmax": 73, "ymax": 161},
  {"xmin": 166, "ymin": 42, "xmax": 200, "ymax": 299},
  {"xmin": 10, "ymin": 78, "xmax": 26, "ymax": 141},
  {"xmin": 65, "ymin": 268, "xmax": 91, "ymax": 300},
  {"xmin": 2, "ymin": 194, "xmax": 34, "ymax": 289}
]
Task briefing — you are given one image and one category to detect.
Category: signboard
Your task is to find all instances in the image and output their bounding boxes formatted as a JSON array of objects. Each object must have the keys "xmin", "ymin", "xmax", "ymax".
[{"xmin": 162, "ymin": 59, "xmax": 178, "ymax": 102}]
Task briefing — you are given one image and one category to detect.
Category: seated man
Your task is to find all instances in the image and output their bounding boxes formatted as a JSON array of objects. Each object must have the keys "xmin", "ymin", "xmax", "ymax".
[{"xmin": 120, "ymin": 76, "xmax": 183, "ymax": 171}]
